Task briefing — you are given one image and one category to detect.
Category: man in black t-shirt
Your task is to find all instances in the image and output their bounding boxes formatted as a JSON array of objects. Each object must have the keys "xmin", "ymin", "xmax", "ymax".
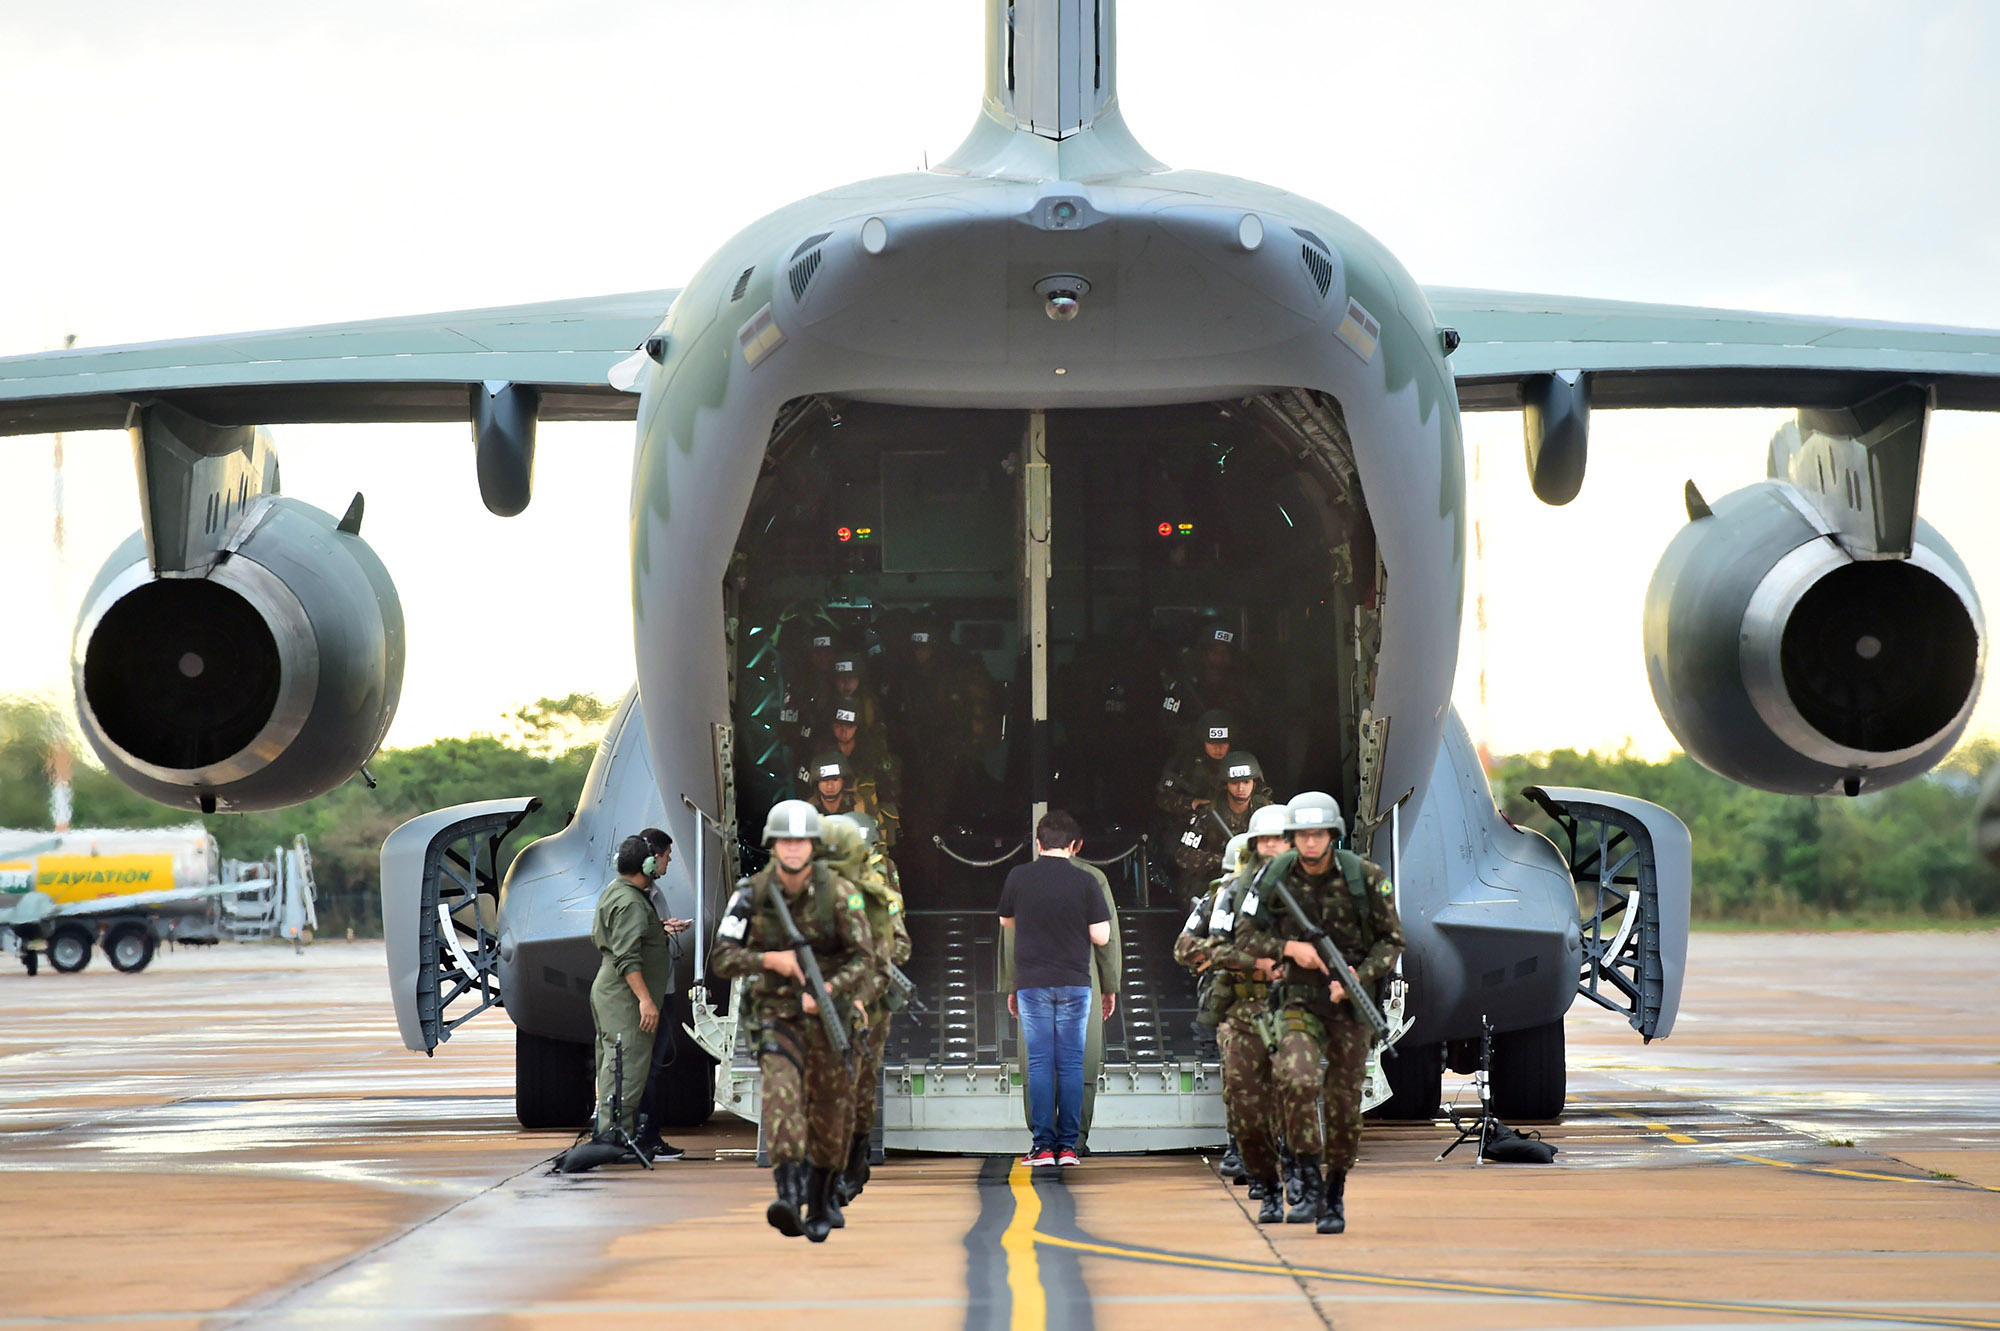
[{"xmin": 998, "ymin": 810, "xmax": 1112, "ymax": 1167}]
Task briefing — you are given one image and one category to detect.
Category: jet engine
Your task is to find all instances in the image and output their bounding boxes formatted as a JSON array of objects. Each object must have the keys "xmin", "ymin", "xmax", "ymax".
[
  {"xmin": 72, "ymin": 497, "xmax": 405, "ymax": 812},
  {"xmin": 1644, "ymin": 481, "xmax": 1982, "ymax": 795}
]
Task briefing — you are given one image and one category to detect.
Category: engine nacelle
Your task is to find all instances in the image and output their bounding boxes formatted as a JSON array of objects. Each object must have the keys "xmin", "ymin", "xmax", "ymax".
[
  {"xmin": 73, "ymin": 497, "xmax": 405, "ymax": 812},
  {"xmin": 1644, "ymin": 481, "xmax": 1983, "ymax": 795}
]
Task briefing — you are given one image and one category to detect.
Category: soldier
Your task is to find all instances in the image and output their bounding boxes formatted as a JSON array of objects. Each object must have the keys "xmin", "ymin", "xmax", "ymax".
[
  {"xmin": 819, "ymin": 650, "xmax": 888, "ymax": 739},
  {"xmin": 1170, "ymin": 749, "xmax": 1273, "ymax": 905},
  {"xmin": 1229, "ymin": 791, "xmax": 1404, "ymax": 1234},
  {"xmin": 802, "ymin": 750, "xmax": 869, "ymax": 820},
  {"xmin": 567, "ymin": 834, "xmax": 692, "ymax": 1171},
  {"xmin": 820, "ymin": 813, "xmax": 910, "ymax": 1210},
  {"xmin": 711, "ymin": 801, "xmax": 882, "ymax": 1241},
  {"xmin": 1155, "ymin": 710, "xmax": 1239, "ymax": 819},
  {"xmin": 829, "ymin": 708, "xmax": 902, "ymax": 848},
  {"xmin": 1159, "ymin": 623, "xmax": 1262, "ymax": 752},
  {"xmin": 1184, "ymin": 804, "xmax": 1294, "ymax": 1221}
]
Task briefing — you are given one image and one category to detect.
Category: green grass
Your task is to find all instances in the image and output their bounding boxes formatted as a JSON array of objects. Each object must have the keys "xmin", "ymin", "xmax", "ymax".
[{"xmin": 1822, "ymin": 1137, "xmax": 1856, "ymax": 1148}]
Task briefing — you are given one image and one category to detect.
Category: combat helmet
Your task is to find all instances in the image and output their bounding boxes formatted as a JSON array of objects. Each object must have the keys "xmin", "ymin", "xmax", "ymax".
[
  {"xmin": 845, "ymin": 811, "xmax": 881, "ymax": 846},
  {"xmin": 1284, "ymin": 790, "xmax": 1345, "ymax": 838},
  {"xmin": 1246, "ymin": 803, "xmax": 1290, "ymax": 840},
  {"xmin": 1220, "ymin": 750, "xmax": 1262, "ymax": 783},
  {"xmin": 1220, "ymin": 832, "xmax": 1253, "ymax": 876},
  {"xmin": 808, "ymin": 750, "xmax": 853, "ymax": 785},
  {"xmin": 762, "ymin": 799, "xmax": 823, "ymax": 843},
  {"xmin": 1195, "ymin": 709, "xmax": 1234, "ymax": 746},
  {"xmin": 818, "ymin": 813, "xmax": 866, "ymax": 864}
]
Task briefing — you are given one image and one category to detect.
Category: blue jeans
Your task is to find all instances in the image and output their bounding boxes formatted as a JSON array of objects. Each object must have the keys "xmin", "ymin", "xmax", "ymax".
[{"xmin": 1017, "ymin": 985, "xmax": 1091, "ymax": 1151}]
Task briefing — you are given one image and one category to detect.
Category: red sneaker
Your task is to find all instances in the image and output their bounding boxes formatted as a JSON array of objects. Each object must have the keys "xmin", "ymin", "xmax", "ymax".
[
  {"xmin": 1021, "ymin": 1148, "xmax": 1057, "ymax": 1168},
  {"xmin": 1056, "ymin": 1148, "xmax": 1081, "ymax": 1167}
]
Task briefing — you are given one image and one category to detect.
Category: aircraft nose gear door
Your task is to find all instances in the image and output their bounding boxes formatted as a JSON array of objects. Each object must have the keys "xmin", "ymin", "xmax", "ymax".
[
  {"xmin": 1021, "ymin": 409, "xmax": 1053, "ymax": 841},
  {"xmin": 1524, "ymin": 786, "xmax": 1693, "ymax": 1042}
]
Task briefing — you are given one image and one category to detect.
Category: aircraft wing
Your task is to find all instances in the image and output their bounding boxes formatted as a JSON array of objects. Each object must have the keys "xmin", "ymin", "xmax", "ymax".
[
  {"xmin": 1428, "ymin": 287, "xmax": 2000, "ymax": 412},
  {"xmin": 0, "ymin": 289, "xmax": 678, "ymax": 437}
]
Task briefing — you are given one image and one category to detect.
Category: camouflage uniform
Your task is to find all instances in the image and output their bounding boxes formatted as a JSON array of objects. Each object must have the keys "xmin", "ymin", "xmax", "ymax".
[
  {"xmin": 710, "ymin": 861, "xmax": 881, "ymax": 1168},
  {"xmin": 588, "ymin": 877, "xmax": 673, "ymax": 1137},
  {"xmin": 1230, "ymin": 849, "xmax": 1403, "ymax": 1172},
  {"xmin": 1181, "ymin": 864, "xmax": 1283, "ymax": 1187},
  {"xmin": 840, "ymin": 846, "xmax": 910, "ymax": 1141},
  {"xmin": 1170, "ymin": 788, "xmax": 1271, "ymax": 906}
]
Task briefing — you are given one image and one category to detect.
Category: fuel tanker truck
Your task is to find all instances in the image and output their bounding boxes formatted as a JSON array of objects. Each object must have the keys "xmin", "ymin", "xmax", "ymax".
[{"xmin": 0, "ymin": 826, "xmax": 316, "ymax": 975}]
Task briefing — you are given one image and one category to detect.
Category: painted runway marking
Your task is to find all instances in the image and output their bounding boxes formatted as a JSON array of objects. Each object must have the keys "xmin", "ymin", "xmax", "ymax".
[
  {"xmin": 1027, "ymin": 1230, "xmax": 2000, "ymax": 1330},
  {"xmin": 969, "ymin": 1154, "xmax": 2000, "ymax": 1331},
  {"xmin": 1003, "ymin": 1162, "xmax": 1046, "ymax": 1331},
  {"xmin": 1612, "ymin": 1108, "xmax": 2000, "ymax": 1193}
]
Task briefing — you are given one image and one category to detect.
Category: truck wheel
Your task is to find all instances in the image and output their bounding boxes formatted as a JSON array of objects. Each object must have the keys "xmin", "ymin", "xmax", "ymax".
[
  {"xmin": 1489, "ymin": 1019, "xmax": 1566, "ymax": 1121},
  {"xmin": 106, "ymin": 925, "xmax": 156, "ymax": 973},
  {"xmin": 516, "ymin": 1029, "xmax": 594, "ymax": 1130},
  {"xmin": 48, "ymin": 926, "xmax": 94, "ymax": 973},
  {"xmin": 656, "ymin": 992, "xmax": 717, "ymax": 1128},
  {"xmin": 1372, "ymin": 1039, "xmax": 1443, "ymax": 1120}
]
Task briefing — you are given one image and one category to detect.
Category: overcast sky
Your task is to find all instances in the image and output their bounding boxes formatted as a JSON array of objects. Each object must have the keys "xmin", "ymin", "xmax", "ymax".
[{"xmin": 3, "ymin": 0, "xmax": 1997, "ymax": 759}]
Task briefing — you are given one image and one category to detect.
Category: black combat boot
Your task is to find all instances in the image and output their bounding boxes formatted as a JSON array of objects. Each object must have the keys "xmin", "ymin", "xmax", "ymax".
[
  {"xmin": 823, "ymin": 1162, "xmax": 847, "ymax": 1230},
  {"xmin": 1218, "ymin": 1135, "xmax": 1246, "ymax": 1181},
  {"xmin": 1286, "ymin": 1157, "xmax": 1323, "ymax": 1224},
  {"xmin": 1256, "ymin": 1179, "xmax": 1286, "ymax": 1224},
  {"xmin": 1281, "ymin": 1146, "xmax": 1302, "ymax": 1206},
  {"xmin": 1316, "ymin": 1169, "xmax": 1347, "ymax": 1234},
  {"xmin": 803, "ymin": 1165, "xmax": 837, "ymax": 1242},
  {"xmin": 1245, "ymin": 1175, "xmax": 1268, "ymax": 1200},
  {"xmin": 838, "ymin": 1133, "xmax": 871, "ymax": 1205},
  {"xmin": 766, "ymin": 1162, "xmax": 809, "ymax": 1237}
]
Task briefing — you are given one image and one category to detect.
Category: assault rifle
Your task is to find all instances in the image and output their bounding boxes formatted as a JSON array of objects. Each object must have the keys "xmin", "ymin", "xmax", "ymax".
[
  {"xmin": 885, "ymin": 962, "xmax": 929, "ymax": 1014},
  {"xmin": 1264, "ymin": 876, "xmax": 1390, "ymax": 1041},
  {"xmin": 763, "ymin": 878, "xmax": 851, "ymax": 1056}
]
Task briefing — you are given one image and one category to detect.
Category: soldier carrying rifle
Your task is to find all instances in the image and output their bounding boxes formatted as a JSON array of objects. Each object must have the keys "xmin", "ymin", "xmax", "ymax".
[
  {"xmin": 712, "ymin": 800, "xmax": 881, "ymax": 1241},
  {"xmin": 1223, "ymin": 791, "xmax": 1403, "ymax": 1235}
]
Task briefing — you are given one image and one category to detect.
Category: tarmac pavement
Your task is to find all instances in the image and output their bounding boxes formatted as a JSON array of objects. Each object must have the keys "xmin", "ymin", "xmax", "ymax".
[{"xmin": 2, "ymin": 933, "xmax": 1997, "ymax": 1329}]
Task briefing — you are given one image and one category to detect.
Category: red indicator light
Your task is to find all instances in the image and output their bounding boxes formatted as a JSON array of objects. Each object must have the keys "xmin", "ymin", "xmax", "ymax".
[
  {"xmin": 837, "ymin": 526, "xmax": 852, "ymax": 542},
  {"xmin": 1157, "ymin": 521, "xmax": 1173, "ymax": 537}
]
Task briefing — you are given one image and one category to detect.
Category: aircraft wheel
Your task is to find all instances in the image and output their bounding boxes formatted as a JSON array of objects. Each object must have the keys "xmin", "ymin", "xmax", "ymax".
[
  {"xmin": 1372, "ymin": 1039, "xmax": 1442, "ymax": 1120},
  {"xmin": 48, "ymin": 926, "xmax": 94, "ymax": 974},
  {"xmin": 106, "ymin": 925, "xmax": 156, "ymax": 973},
  {"xmin": 1489, "ymin": 1019, "xmax": 1566, "ymax": 1121},
  {"xmin": 656, "ymin": 991, "xmax": 717, "ymax": 1128},
  {"xmin": 515, "ymin": 1029, "xmax": 594, "ymax": 1130}
]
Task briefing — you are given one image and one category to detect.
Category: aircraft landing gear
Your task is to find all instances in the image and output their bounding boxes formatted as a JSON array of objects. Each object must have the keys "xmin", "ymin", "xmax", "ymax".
[
  {"xmin": 516, "ymin": 1029, "xmax": 594, "ymax": 1130},
  {"xmin": 1372, "ymin": 1039, "xmax": 1443, "ymax": 1120},
  {"xmin": 48, "ymin": 925, "xmax": 94, "ymax": 974},
  {"xmin": 1488, "ymin": 1019, "xmax": 1565, "ymax": 1120}
]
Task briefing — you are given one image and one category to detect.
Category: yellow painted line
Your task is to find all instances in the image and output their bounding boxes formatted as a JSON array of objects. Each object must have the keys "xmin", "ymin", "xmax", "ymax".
[
  {"xmin": 1609, "ymin": 1109, "xmax": 2000, "ymax": 1193},
  {"xmin": 1003, "ymin": 1162, "xmax": 1046, "ymax": 1331},
  {"xmin": 1609, "ymin": 1107, "xmax": 1697, "ymax": 1143},
  {"xmin": 1029, "ymin": 1232, "xmax": 2000, "ymax": 1330},
  {"xmin": 1735, "ymin": 1153, "xmax": 2000, "ymax": 1194}
]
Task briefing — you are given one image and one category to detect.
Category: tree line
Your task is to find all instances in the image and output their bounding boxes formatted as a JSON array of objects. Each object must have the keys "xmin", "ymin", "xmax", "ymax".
[
  {"xmin": 4, "ymin": 695, "xmax": 1996, "ymax": 932},
  {"xmin": 0, "ymin": 696, "xmax": 604, "ymax": 937}
]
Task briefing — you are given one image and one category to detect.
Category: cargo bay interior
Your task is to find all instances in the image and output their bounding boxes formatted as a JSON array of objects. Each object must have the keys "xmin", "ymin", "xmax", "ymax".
[{"xmin": 726, "ymin": 392, "xmax": 1380, "ymax": 1073}]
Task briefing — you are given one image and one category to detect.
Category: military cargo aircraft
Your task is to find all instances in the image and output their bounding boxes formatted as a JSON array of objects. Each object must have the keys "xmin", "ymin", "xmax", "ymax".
[{"xmin": 3, "ymin": 0, "xmax": 1996, "ymax": 1150}]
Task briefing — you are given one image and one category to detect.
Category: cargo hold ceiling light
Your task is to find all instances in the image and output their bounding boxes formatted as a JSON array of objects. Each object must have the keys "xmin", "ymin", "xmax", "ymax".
[{"xmin": 1036, "ymin": 274, "xmax": 1091, "ymax": 322}]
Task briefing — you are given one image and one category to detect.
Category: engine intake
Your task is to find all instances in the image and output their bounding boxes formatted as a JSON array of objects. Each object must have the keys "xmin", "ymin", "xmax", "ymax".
[
  {"xmin": 1645, "ymin": 482, "xmax": 1983, "ymax": 795},
  {"xmin": 73, "ymin": 497, "xmax": 404, "ymax": 812}
]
